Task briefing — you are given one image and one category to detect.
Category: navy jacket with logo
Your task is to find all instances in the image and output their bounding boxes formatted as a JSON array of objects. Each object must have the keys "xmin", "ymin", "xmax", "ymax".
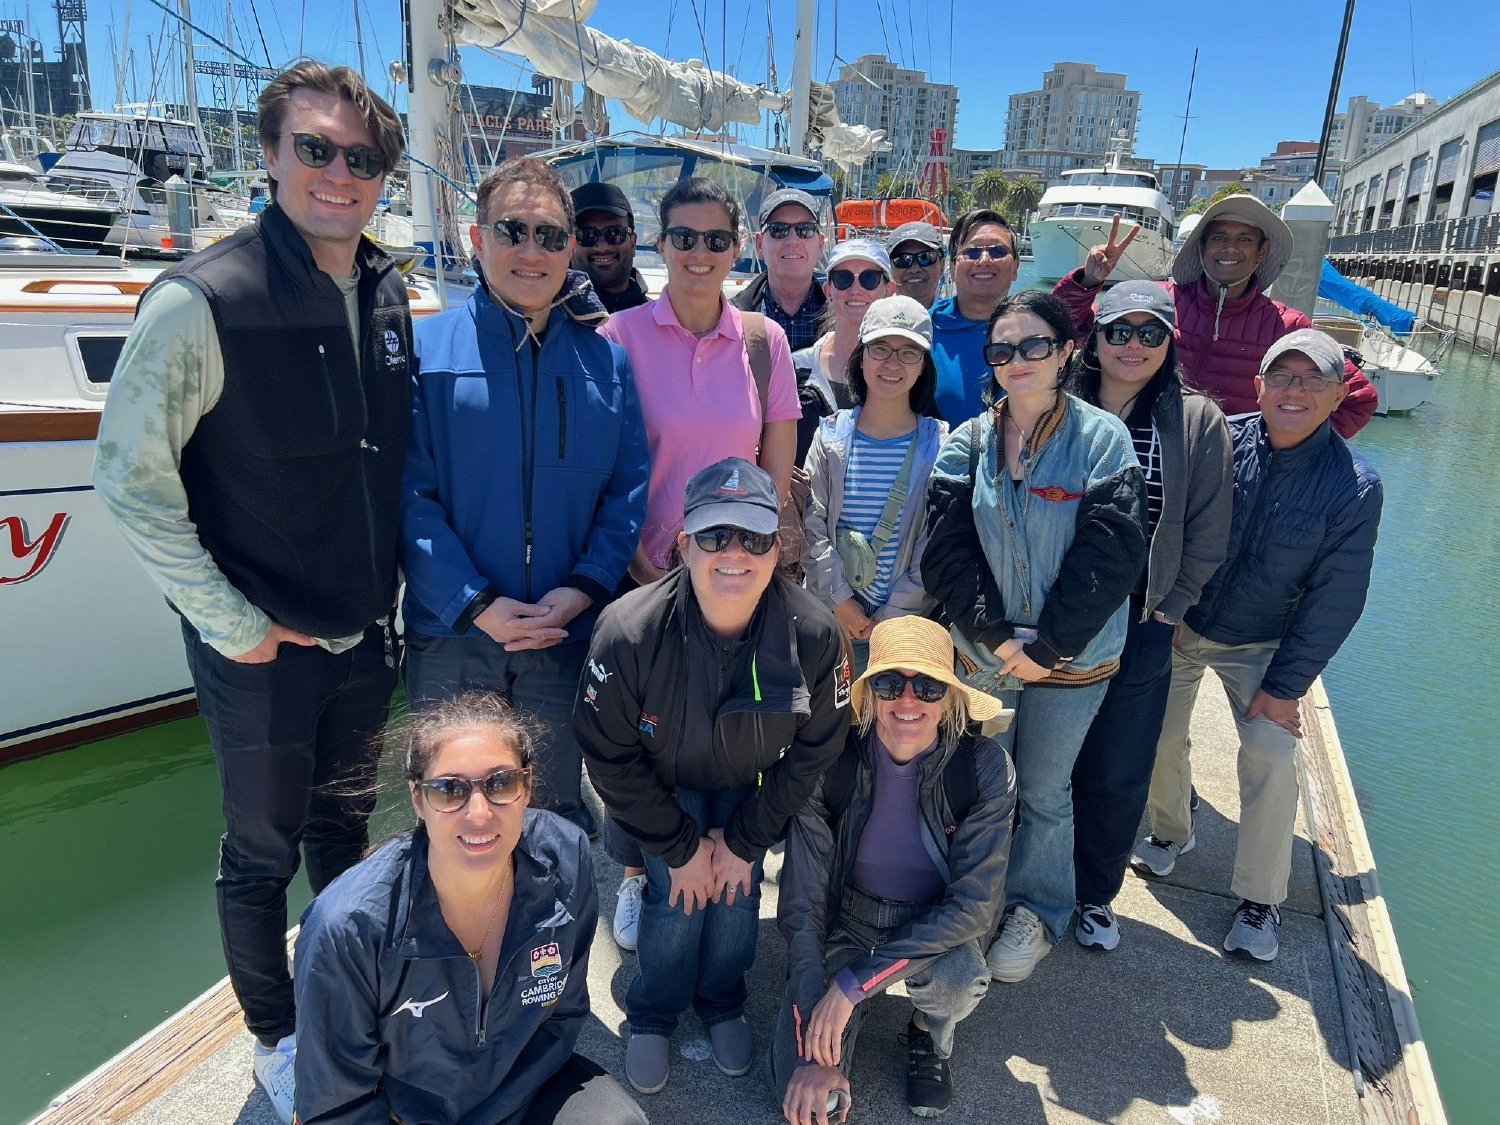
[{"xmin": 292, "ymin": 812, "xmax": 597, "ymax": 1124}]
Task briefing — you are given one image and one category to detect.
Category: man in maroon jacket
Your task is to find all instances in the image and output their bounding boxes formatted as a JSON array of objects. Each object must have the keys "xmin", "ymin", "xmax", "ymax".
[{"xmin": 1054, "ymin": 195, "xmax": 1377, "ymax": 437}]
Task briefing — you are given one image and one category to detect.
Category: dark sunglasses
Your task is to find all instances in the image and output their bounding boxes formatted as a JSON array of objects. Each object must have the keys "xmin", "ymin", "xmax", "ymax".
[
  {"xmin": 959, "ymin": 244, "xmax": 1013, "ymax": 262},
  {"xmin": 830, "ymin": 268, "xmax": 887, "ymax": 291},
  {"xmin": 891, "ymin": 249, "xmax": 942, "ymax": 269},
  {"xmin": 1100, "ymin": 321, "xmax": 1171, "ymax": 348},
  {"xmin": 488, "ymin": 217, "xmax": 571, "ymax": 253},
  {"xmin": 575, "ymin": 224, "xmax": 633, "ymax": 247},
  {"xmin": 984, "ymin": 335, "xmax": 1065, "ymax": 367},
  {"xmin": 692, "ymin": 525, "xmax": 778, "ymax": 555},
  {"xmin": 663, "ymin": 226, "xmax": 736, "ymax": 253},
  {"xmin": 417, "ymin": 767, "xmax": 532, "ymax": 812},
  {"xmin": 764, "ymin": 220, "xmax": 820, "ymax": 239},
  {"xmin": 868, "ymin": 670, "xmax": 950, "ymax": 703},
  {"xmin": 283, "ymin": 132, "xmax": 388, "ymax": 180},
  {"xmin": 1262, "ymin": 369, "xmax": 1339, "ymax": 393}
]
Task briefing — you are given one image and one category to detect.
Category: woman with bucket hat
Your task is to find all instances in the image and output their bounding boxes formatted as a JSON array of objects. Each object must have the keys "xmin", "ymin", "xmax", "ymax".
[
  {"xmin": 573, "ymin": 457, "xmax": 850, "ymax": 1098},
  {"xmin": 1062, "ymin": 281, "xmax": 1234, "ymax": 952},
  {"xmin": 801, "ymin": 294, "xmax": 948, "ymax": 673},
  {"xmin": 771, "ymin": 615, "xmax": 1016, "ymax": 1121},
  {"xmin": 1053, "ymin": 199, "xmax": 1377, "ymax": 437}
]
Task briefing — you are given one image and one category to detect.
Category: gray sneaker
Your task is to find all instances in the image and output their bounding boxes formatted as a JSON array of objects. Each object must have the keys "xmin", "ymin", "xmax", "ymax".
[
  {"xmin": 1075, "ymin": 903, "xmax": 1120, "ymax": 950},
  {"xmin": 1224, "ymin": 900, "xmax": 1281, "ymax": 961},
  {"xmin": 625, "ymin": 1032, "xmax": 671, "ymax": 1094},
  {"xmin": 986, "ymin": 905, "xmax": 1052, "ymax": 982},
  {"xmin": 709, "ymin": 1015, "xmax": 754, "ymax": 1076},
  {"xmin": 1131, "ymin": 833, "xmax": 1196, "ymax": 877}
]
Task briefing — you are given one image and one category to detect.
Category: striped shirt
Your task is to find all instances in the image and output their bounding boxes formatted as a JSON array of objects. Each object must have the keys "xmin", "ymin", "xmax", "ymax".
[
  {"xmin": 837, "ymin": 429, "xmax": 916, "ymax": 607},
  {"xmin": 1129, "ymin": 421, "xmax": 1165, "ymax": 541}
]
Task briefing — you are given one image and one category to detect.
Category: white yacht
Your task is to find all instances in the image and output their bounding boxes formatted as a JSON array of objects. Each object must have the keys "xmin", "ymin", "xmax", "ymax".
[{"xmin": 1029, "ymin": 145, "xmax": 1176, "ymax": 284}]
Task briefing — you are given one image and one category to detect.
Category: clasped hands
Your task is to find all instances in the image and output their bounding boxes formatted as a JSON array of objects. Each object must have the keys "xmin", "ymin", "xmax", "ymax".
[{"xmin": 666, "ymin": 829, "xmax": 755, "ymax": 915}]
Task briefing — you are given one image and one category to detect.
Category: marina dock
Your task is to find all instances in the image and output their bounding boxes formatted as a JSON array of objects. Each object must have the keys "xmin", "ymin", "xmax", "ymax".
[{"xmin": 35, "ymin": 683, "xmax": 1444, "ymax": 1125}]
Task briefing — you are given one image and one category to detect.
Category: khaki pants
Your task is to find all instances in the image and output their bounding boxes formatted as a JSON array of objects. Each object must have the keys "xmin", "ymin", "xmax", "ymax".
[{"xmin": 1146, "ymin": 623, "xmax": 1300, "ymax": 906}]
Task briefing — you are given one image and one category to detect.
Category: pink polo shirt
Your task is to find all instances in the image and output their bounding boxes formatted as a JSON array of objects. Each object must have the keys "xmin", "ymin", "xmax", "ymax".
[{"xmin": 600, "ymin": 288, "xmax": 800, "ymax": 567}]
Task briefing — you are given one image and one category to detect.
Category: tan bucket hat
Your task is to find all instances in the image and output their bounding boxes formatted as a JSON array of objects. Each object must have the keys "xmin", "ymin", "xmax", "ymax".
[
  {"xmin": 851, "ymin": 616, "xmax": 1005, "ymax": 722},
  {"xmin": 1171, "ymin": 193, "xmax": 1294, "ymax": 290}
]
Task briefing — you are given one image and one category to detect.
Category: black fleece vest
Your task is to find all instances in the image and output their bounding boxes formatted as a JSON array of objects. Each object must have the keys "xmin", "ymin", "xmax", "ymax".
[{"xmin": 148, "ymin": 205, "xmax": 413, "ymax": 638}]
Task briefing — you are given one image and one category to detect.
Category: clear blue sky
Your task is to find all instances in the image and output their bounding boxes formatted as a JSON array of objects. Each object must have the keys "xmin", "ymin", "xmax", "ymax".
[{"xmin": 11, "ymin": 0, "xmax": 1498, "ymax": 168}]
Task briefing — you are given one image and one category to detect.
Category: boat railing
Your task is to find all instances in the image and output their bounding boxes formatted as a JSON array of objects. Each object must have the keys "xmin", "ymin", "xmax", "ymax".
[
  {"xmin": 1329, "ymin": 213, "xmax": 1500, "ymax": 257},
  {"xmin": 1044, "ymin": 203, "xmax": 1162, "ymax": 231}
]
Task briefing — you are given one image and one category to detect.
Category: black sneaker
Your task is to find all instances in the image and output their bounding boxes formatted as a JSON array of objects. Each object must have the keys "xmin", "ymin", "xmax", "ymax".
[{"xmin": 901, "ymin": 1016, "xmax": 952, "ymax": 1117}]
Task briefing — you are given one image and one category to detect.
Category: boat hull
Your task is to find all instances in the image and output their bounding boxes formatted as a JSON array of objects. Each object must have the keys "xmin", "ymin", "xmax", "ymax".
[
  {"xmin": 1031, "ymin": 217, "xmax": 1174, "ymax": 284},
  {"xmin": 0, "ymin": 202, "xmax": 119, "ymax": 253},
  {"xmin": 1366, "ymin": 366, "xmax": 1435, "ymax": 414}
]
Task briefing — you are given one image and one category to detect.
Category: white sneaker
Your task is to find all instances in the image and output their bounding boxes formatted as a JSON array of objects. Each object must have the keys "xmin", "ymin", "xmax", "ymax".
[
  {"xmin": 1131, "ymin": 833, "xmax": 1196, "ymax": 877},
  {"xmin": 986, "ymin": 906, "xmax": 1051, "ymax": 982},
  {"xmin": 1075, "ymin": 903, "xmax": 1120, "ymax": 950},
  {"xmin": 252, "ymin": 1032, "xmax": 296, "ymax": 1125},
  {"xmin": 613, "ymin": 873, "xmax": 646, "ymax": 952}
]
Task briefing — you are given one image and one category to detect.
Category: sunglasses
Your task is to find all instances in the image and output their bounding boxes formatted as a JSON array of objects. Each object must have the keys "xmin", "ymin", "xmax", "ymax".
[
  {"xmin": 867, "ymin": 670, "xmax": 950, "ymax": 703},
  {"xmin": 830, "ymin": 268, "xmax": 887, "ymax": 291},
  {"xmin": 575, "ymin": 224, "xmax": 633, "ymax": 247},
  {"xmin": 984, "ymin": 335, "xmax": 1066, "ymax": 367},
  {"xmin": 1100, "ymin": 321, "xmax": 1171, "ymax": 347},
  {"xmin": 891, "ymin": 249, "xmax": 942, "ymax": 269},
  {"xmin": 663, "ymin": 226, "xmax": 736, "ymax": 253},
  {"xmin": 764, "ymin": 220, "xmax": 820, "ymax": 239},
  {"xmin": 958, "ymin": 244, "xmax": 1013, "ymax": 262},
  {"xmin": 284, "ymin": 132, "xmax": 388, "ymax": 180},
  {"xmin": 866, "ymin": 341, "xmax": 925, "ymax": 364},
  {"xmin": 417, "ymin": 767, "xmax": 532, "ymax": 813},
  {"xmin": 692, "ymin": 525, "xmax": 778, "ymax": 555},
  {"xmin": 488, "ymin": 217, "xmax": 571, "ymax": 253},
  {"xmin": 1262, "ymin": 368, "xmax": 1340, "ymax": 393}
]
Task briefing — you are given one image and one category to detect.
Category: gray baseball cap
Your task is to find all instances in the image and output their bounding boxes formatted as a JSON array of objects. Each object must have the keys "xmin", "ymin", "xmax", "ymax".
[
  {"xmin": 858, "ymin": 295, "xmax": 933, "ymax": 350},
  {"xmin": 757, "ymin": 188, "xmax": 822, "ymax": 227},
  {"xmin": 884, "ymin": 221, "xmax": 944, "ymax": 253},
  {"xmin": 827, "ymin": 238, "xmax": 893, "ymax": 276},
  {"xmin": 682, "ymin": 457, "xmax": 781, "ymax": 535},
  {"xmin": 1095, "ymin": 280, "xmax": 1176, "ymax": 329},
  {"xmin": 1260, "ymin": 329, "xmax": 1346, "ymax": 382}
]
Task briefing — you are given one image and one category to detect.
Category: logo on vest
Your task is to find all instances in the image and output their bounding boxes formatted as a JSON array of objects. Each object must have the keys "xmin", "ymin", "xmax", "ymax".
[{"xmin": 383, "ymin": 328, "xmax": 406, "ymax": 368}]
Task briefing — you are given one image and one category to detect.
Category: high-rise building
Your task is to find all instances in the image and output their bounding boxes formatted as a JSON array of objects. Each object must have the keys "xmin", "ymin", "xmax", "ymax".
[
  {"xmin": 830, "ymin": 53, "xmax": 958, "ymax": 192},
  {"xmin": 1001, "ymin": 62, "xmax": 1140, "ymax": 183},
  {"xmin": 1328, "ymin": 93, "xmax": 1440, "ymax": 164}
]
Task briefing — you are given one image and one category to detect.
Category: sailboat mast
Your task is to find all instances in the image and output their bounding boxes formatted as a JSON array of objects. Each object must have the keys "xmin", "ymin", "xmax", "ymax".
[
  {"xmin": 788, "ymin": 0, "xmax": 812, "ymax": 155},
  {"xmin": 227, "ymin": 0, "xmax": 240, "ymax": 172},
  {"xmin": 405, "ymin": 0, "xmax": 461, "ymax": 283},
  {"xmin": 180, "ymin": 0, "xmax": 200, "ymax": 127},
  {"xmin": 1313, "ymin": 0, "xmax": 1357, "ymax": 188}
]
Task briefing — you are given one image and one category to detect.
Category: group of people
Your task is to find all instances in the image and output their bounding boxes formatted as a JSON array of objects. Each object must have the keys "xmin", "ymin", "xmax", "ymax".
[{"xmin": 91, "ymin": 57, "xmax": 1385, "ymax": 1125}]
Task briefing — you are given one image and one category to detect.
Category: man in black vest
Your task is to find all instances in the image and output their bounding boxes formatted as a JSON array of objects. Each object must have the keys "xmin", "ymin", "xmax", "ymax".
[{"xmin": 93, "ymin": 60, "xmax": 410, "ymax": 1123}]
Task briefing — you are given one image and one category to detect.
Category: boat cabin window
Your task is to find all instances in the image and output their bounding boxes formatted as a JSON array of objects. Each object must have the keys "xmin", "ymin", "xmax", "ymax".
[
  {"xmin": 72, "ymin": 334, "xmax": 128, "ymax": 387},
  {"xmin": 1067, "ymin": 172, "xmax": 1158, "ymax": 190}
]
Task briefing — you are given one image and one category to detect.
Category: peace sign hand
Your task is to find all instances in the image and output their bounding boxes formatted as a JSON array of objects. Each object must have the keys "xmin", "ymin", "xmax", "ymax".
[{"xmin": 1081, "ymin": 213, "xmax": 1143, "ymax": 288}]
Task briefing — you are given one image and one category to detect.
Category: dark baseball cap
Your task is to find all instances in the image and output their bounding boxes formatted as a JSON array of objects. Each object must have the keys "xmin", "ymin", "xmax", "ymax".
[
  {"xmin": 757, "ymin": 188, "xmax": 821, "ymax": 227},
  {"xmin": 1095, "ymin": 280, "xmax": 1176, "ymax": 329},
  {"xmin": 570, "ymin": 181, "xmax": 633, "ymax": 224},
  {"xmin": 884, "ymin": 221, "xmax": 944, "ymax": 253},
  {"xmin": 1260, "ymin": 329, "xmax": 1347, "ymax": 383},
  {"xmin": 682, "ymin": 457, "xmax": 781, "ymax": 535}
]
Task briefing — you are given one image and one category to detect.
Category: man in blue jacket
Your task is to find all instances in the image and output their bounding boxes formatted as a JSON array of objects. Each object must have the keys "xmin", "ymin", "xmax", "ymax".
[
  {"xmin": 400, "ymin": 157, "xmax": 649, "ymax": 835},
  {"xmin": 929, "ymin": 209, "xmax": 1019, "ymax": 424},
  {"xmin": 1133, "ymin": 329, "xmax": 1383, "ymax": 962}
]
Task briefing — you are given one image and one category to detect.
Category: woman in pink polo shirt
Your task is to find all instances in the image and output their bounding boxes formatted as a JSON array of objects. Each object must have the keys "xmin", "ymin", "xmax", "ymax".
[{"xmin": 600, "ymin": 177, "xmax": 801, "ymax": 588}]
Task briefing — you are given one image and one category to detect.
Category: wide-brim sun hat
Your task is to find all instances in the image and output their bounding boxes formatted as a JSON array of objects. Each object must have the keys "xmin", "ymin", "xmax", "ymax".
[
  {"xmin": 858, "ymin": 294, "xmax": 933, "ymax": 350},
  {"xmin": 1171, "ymin": 193, "xmax": 1294, "ymax": 291},
  {"xmin": 851, "ymin": 616, "xmax": 1004, "ymax": 722}
]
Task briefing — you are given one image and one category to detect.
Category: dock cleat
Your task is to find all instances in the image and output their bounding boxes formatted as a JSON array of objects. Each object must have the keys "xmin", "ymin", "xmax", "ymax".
[
  {"xmin": 1224, "ymin": 900, "xmax": 1281, "ymax": 961},
  {"xmin": 1131, "ymin": 833, "xmax": 1196, "ymax": 877}
]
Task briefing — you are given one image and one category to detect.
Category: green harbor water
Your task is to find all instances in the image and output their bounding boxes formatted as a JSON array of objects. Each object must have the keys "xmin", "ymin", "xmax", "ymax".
[{"xmin": 2, "ymin": 335, "xmax": 1497, "ymax": 1124}]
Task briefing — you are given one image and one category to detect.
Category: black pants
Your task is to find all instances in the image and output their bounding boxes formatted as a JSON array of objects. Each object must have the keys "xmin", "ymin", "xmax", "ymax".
[
  {"xmin": 183, "ymin": 617, "xmax": 398, "ymax": 1045},
  {"xmin": 518, "ymin": 1054, "xmax": 648, "ymax": 1125},
  {"xmin": 1070, "ymin": 612, "xmax": 1176, "ymax": 905}
]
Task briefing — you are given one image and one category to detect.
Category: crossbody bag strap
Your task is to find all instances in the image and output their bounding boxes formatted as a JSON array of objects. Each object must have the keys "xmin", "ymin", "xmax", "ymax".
[{"xmin": 867, "ymin": 431, "xmax": 920, "ymax": 557}]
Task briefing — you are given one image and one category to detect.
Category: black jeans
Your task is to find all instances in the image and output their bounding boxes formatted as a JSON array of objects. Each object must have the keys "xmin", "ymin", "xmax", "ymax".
[
  {"xmin": 517, "ymin": 1053, "xmax": 648, "ymax": 1125},
  {"xmin": 183, "ymin": 617, "xmax": 398, "ymax": 1045},
  {"xmin": 1070, "ymin": 612, "xmax": 1176, "ymax": 905}
]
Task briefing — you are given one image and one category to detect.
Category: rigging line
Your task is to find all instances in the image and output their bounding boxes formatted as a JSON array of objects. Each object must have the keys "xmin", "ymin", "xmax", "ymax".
[
  {"xmin": 141, "ymin": 0, "xmax": 263, "ymax": 69},
  {"xmin": 245, "ymin": 0, "xmax": 274, "ymax": 66},
  {"xmin": 1406, "ymin": 0, "xmax": 1418, "ymax": 92}
]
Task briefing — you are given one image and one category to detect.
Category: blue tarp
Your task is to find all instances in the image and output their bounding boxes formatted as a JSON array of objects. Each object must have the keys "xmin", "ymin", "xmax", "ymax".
[{"xmin": 1319, "ymin": 259, "xmax": 1416, "ymax": 335}]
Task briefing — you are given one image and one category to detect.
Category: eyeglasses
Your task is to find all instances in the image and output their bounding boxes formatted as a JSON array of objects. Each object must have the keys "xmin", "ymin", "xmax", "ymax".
[
  {"xmin": 1262, "ymin": 368, "xmax": 1340, "ymax": 393},
  {"xmin": 663, "ymin": 226, "xmax": 736, "ymax": 253},
  {"xmin": 958, "ymin": 244, "xmax": 1013, "ymax": 262},
  {"xmin": 867, "ymin": 670, "xmax": 950, "ymax": 703},
  {"xmin": 984, "ymin": 335, "xmax": 1066, "ymax": 366},
  {"xmin": 575, "ymin": 224, "xmax": 633, "ymax": 247},
  {"xmin": 283, "ymin": 132, "xmax": 388, "ymax": 180},
  {"xmin": 691, "ymin": 525, "xmax": 778, "ymax": 555},
  {"xmin": 891, "ymin": 249, "xmax": 942, "ymax": 269},
  {"xmin": 865, "ymin": 341, "xmax": 925, "ymax": 364},
  {"xmin": 417, "ymin": 767, "xmax": 532, "ymax": 812},
  {"xmin": 764, "ymin": 220, "xmax": 821, "ymax": 240},
  {"xmin": 1100, "ymin": 321, "xmax": 1171, "ymax": 347},
  {"xmin": 830, "ymin": 268, "xmax": 887, "ymax": 291},
  {"xmin": 488, "ymin": 217, "xmax": 571, "ymax": 253}
]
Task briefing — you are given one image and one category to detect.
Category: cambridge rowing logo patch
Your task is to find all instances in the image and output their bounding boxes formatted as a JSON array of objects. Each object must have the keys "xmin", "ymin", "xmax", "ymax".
[{"xmin": 530, "ymin": 942, "xmax": 563, "ymax": 977}]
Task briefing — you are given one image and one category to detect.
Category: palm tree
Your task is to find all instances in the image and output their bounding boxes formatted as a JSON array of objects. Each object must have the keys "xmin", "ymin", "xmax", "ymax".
[
  {"xmin": 1005, "ymin": 176, "xmax": 1044, "ymax": 230},
  {"xmin": 971, "ymin": 169, "xmax": 1010, "ymax": 210},
  {"xmin": 874, "ymin": 172, "xmax": 897, "ymax": 198}
]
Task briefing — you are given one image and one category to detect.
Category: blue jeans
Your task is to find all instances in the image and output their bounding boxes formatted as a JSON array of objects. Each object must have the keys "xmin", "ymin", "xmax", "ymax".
[
  {"xmin": 1071, "ymin": 615, "xmax": 1176, "ymax": 905},
  {"xmin": 627, "ymin": 785, "xmax": 762, "ymax": 1035},
  {"xmin": 987, "ymin": 679, "xmax": 1110, "ymax": 943}
]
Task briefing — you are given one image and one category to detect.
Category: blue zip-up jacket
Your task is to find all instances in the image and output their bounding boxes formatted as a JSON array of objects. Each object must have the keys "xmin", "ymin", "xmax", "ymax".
[
  {"xmin": 293, "ymin": 811, "xmax": 598, "ymax": 1125},
  {"xmin": 1186, "ymin": 414, "xmax": 1382, "ymax": 699},
  {"xmin": 929, "ymin": 296, "xmax": 992, "ymax": 425},
  {"xmin": 400, "ymin": 272, "xmax": 649, "ymax": 639}
]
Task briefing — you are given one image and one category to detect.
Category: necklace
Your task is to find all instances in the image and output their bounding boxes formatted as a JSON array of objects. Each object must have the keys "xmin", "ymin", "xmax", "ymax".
[
  {"xmin": 1006, "ymin": 412, "xmax": 1034, "ymax": 446},
  {"xmin": 466, "ymin": 867, "xmax": 513, "ymax": 962}
]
